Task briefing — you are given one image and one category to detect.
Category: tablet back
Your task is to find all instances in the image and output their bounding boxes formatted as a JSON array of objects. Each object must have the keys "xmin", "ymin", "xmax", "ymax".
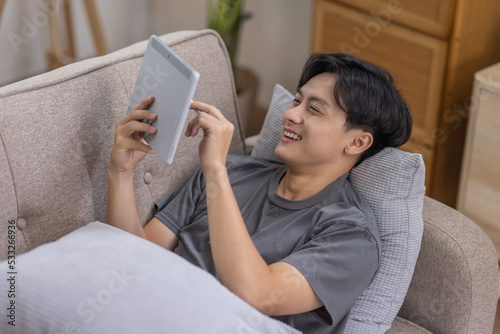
[{"xmin": 128, "ymin": 35, "xmax": 199, "ymax": 165}]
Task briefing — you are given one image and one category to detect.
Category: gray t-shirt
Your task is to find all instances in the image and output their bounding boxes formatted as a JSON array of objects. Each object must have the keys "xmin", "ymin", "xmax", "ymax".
[{"xmin": 154, "ymin": 154, "xmax": 380, "ymax": 333}]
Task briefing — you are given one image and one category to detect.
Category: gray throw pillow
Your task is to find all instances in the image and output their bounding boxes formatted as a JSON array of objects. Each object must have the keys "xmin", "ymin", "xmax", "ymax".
[
  {"xmin": 251, "ymin": 84, "xmax": 293, "ymax": 161},
  {"xmin": 252, "ymin": 84, "xmax": 425, "ymax": 333}
]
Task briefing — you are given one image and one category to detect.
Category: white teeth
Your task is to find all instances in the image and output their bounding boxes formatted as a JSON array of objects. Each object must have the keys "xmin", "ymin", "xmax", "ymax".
[{"xmin": 284, "ymin": 131, "xmax": 302, "ymax": 141}]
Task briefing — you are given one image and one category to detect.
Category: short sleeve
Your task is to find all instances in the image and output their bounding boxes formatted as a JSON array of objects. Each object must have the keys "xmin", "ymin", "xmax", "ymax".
[
  {"xmin": 281, "ymin": 222, "xmax": 379, "ymax": 326},
  {"xmin": 153, "ymin": 167, "xmax": 205, "ymax": 235},
  {"xmin": 152, "ymin": 155, "xmax": 268, "ymax": 236}
]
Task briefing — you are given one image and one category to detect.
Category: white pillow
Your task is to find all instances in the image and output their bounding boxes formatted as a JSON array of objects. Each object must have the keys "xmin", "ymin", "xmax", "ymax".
[
  {"xmin": 252, "ymin": 84, "xmax": 425, "ymax": 333},
  {"xmin": 0, "ymin": 222, "xmax": 300, "ymax": 334}
]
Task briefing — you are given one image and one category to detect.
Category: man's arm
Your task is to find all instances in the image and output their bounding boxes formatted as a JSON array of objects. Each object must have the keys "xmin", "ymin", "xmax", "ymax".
[
  {"xmin": 107, "ymin": 171, "xmax": 178, "ymax": 250},
  {"xmin": 205, "ymin": 166, "xmax": 323, "ymax": 315},
  {"xmin": 107, "ymin": 96, "xmax": 178, "ymax": 250},
  {"xmin": 186, "ymin": 102, "xmax": 323, "ymax": 316},
  {"xmin": 107, "ymin": 169, "xmax": 146, "ymax": 238}
]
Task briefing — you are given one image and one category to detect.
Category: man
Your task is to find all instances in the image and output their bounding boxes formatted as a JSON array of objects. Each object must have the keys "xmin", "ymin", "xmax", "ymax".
[{"xmin": 106, "ymin": 53, "xmax": 412, "ymax": 333}]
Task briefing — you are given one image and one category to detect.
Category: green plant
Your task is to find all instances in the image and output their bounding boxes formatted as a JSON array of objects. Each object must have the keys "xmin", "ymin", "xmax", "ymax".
[{"xmin": 207, "ymin": 0, "xmax": 251, "ymax": 68}]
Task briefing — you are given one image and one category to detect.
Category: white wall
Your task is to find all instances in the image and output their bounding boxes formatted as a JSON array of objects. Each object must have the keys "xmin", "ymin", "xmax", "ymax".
[
  {"xmin": 238, "ymin": 0, "xmax": 312, "ymax": 106},
  {"xmin": 0, "ymin": 0, "xmax": 52, "ymax": 86},
  {"xmin": 0, "ymin": 0, "xmax": 151, "ymax": 85},
  {"xmin": 0, "ymin": 0, "xmax": 312, "ymax": 108}
]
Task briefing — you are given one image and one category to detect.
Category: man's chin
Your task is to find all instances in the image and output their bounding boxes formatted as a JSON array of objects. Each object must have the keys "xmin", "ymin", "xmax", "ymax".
[
  {"xmin": 274, "ymin": 146, "xmax": 283, "ymax": 160},
  {"xmin": 274, "ymin": 146, "xmax": 291, "ymax": 165}
]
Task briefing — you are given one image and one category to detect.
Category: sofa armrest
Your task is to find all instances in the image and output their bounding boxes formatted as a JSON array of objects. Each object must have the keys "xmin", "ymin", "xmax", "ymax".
[
  {"xmin": 396, "ymin": 196, "xmax": 498, "ymax": 334},
  {"xmin": 387, "ymin": 316, "xmax": 432, "ymax": 334}
]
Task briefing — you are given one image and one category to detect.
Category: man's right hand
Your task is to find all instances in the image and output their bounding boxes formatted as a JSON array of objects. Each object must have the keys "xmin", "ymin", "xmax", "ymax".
[{"xmin": 109, "ymin": 96, "xmax": 157, "ymax": 176}]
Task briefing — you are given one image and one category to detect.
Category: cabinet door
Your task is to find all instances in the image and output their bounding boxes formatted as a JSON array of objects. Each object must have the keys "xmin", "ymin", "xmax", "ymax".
[
  {"xmin": 312, "ymin": 0, "xmax": 448, "ymax": 186},
  {"xmin": 333, "ymin": 0, "xmax": 456, "ymax": 38},
  {"xmin": 458, "ymin": 85, "xmax": 500, "ymax": 257}
]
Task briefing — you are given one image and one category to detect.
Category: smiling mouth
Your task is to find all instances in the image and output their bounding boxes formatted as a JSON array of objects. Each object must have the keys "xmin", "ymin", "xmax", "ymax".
[{"xmin": 283, "ymin": 130, "xmax": 302, "ymax": 141}]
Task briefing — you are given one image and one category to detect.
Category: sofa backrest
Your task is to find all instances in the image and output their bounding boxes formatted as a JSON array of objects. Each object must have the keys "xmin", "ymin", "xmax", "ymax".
[{"xmin": 0, "ymin": 30, "xmax": 245, "ymax": 259}]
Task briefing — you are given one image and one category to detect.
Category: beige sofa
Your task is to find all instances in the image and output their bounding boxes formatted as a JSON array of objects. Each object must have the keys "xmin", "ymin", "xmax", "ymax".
[{"xmin": 0, "ymin": 30, "xmax": 497, "ymax": 333}]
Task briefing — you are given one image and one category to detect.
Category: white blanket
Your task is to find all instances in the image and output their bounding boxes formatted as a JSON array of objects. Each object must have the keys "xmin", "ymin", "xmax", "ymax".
[{"xmin": 0, "ymin": 222, "xmax": 300, "ymax": 334}]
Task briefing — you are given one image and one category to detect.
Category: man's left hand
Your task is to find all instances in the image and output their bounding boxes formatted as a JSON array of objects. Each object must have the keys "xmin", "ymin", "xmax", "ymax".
[{"xmin": 185, "ymin": 101, "xmax": 234, "ymax": 173}]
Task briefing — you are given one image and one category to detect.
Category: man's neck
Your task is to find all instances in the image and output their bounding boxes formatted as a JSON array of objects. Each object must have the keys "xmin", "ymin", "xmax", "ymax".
[{"xmin": 277, "ymin": 164, "xmax": 351, "ymax": 201}]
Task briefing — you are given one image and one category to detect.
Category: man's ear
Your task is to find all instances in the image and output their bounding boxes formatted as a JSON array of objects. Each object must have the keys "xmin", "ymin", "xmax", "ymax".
[{"xmin": 345, "ymin": 131, "xmax": 373, "ymax": 156}]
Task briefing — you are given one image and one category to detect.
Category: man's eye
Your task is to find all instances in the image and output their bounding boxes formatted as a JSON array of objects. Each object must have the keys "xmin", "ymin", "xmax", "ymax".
[
  {"xmin": 293, "ymin": 98, "xmax": 301, "ymax": 105},
  {"xmin": 310, "ymin": 106, "xmax": 322, "ymax": 114}
]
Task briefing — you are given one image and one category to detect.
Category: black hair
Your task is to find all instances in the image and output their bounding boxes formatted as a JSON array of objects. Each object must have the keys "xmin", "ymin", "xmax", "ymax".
[{"xmin": 298, "ymin": 53, "xmax": 412, "ymax": 161}]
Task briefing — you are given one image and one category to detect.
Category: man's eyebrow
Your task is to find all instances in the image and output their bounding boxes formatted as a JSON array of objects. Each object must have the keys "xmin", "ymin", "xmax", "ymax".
[
  {"xmin": 296, "ymin": 88, "xmax": 332, "ymax": 108},
  {"xmin": 296, "ymin": 88, "xmax": 303, "ymax": 96}
]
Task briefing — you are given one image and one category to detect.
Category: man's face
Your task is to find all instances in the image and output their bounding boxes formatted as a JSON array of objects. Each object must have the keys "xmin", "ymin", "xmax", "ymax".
[{"xmin": 274, "ymin": 72, "xmax": 355, "ymax": 171}]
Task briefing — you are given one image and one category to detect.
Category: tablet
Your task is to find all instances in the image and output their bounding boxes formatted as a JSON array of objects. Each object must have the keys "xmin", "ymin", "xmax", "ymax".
[{"xmin": 127, "ymin": 35, "xmax": 200, "ymax": 165}]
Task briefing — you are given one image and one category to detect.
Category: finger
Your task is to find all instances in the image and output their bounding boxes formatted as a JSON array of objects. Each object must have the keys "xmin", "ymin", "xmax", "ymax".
[
  {"xmin": 132, "ymin": 131, "xmax": 155, "ymax": 147},
  {"xmin": 121, "ymin": 137, "xmax": 156, "ymax": 154},
  {"xmin": 126, "ymin": 96, "xmax": 156, "ymax": 124},
  {"xmin": 185, "ymin": 112, "xmax": 216, "ymax": 137},
  {"xmin": 185, "ymin": 115, "xmax": 201, "ymax": 137},
  {"xmin": 135, "ymin": 96, "xmax": 154, "ymax": 111},
  {"xmin": 190, "ymin": 101, "xmax": 224, "ymax": 119},
  {"xmin": 186, "ymin": 102, "xmax": 223, "ymax": 135},
  {"xmin": 122, "ymin": 108, "xmax": 157, "ymax": 124},
  {"xmin": 138, "ymin": 136, "xmax": 153, "ymax": 148},
  {"xmin": 135, "ymin": 135, "xmax": 156, "ymax": 154},
  {"xmin": 116, "ymin": 97, "xmax": 156, "ymax": 127},
  {"xmin": 117, "ymin": 110, "xmax": 157, "ymax": 130},
  {"xmin": 118, "ymin": 119, "xmax": 157, "ymax": 137}
]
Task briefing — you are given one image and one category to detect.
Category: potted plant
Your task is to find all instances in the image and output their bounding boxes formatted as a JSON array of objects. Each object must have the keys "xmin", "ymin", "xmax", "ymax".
[
  {"xmin": 207, "ymin": 0, "xmax": 251, "ymax": 69},
  {"xmin": 207, "ymin": 0, "xmax": 259, "ymax": 136}
]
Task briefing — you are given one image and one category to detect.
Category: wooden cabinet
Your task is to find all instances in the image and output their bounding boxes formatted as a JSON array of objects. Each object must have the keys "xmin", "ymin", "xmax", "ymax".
[
  {"xmin": 311, "ymin": 0, "xmax": 500, "ymax": 206},
  {"xmin": 458, "ymin": 63, "xmax": 500, "ymax": 258}
]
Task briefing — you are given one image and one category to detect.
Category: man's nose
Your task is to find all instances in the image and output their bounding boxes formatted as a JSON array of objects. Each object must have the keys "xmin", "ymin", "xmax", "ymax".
[{"xmin": 285, "ymin": 105, "xmax": 303, "ymax": 124}]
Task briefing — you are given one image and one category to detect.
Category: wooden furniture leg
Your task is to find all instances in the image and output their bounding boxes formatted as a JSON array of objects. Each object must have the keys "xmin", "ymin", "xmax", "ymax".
[
  {"xmin": 0, "ymin": 0, "xmax": 6, "ymax": 21},
  {"xmin": 47, "ymin": 0, "xmax": 106, "ymax": 70},
  {"xmin": 82, "ymin": 0, "xmax": 107, "ymax": 56},
  {"xmin": 63, "ymin": 0, "xmax": 75, "ymax": 59}
]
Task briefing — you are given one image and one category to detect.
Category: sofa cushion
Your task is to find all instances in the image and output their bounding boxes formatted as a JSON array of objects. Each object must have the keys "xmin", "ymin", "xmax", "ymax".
[{"xmin": 252, "ymin": 84, "xmax": 425, "ymax": 333}]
